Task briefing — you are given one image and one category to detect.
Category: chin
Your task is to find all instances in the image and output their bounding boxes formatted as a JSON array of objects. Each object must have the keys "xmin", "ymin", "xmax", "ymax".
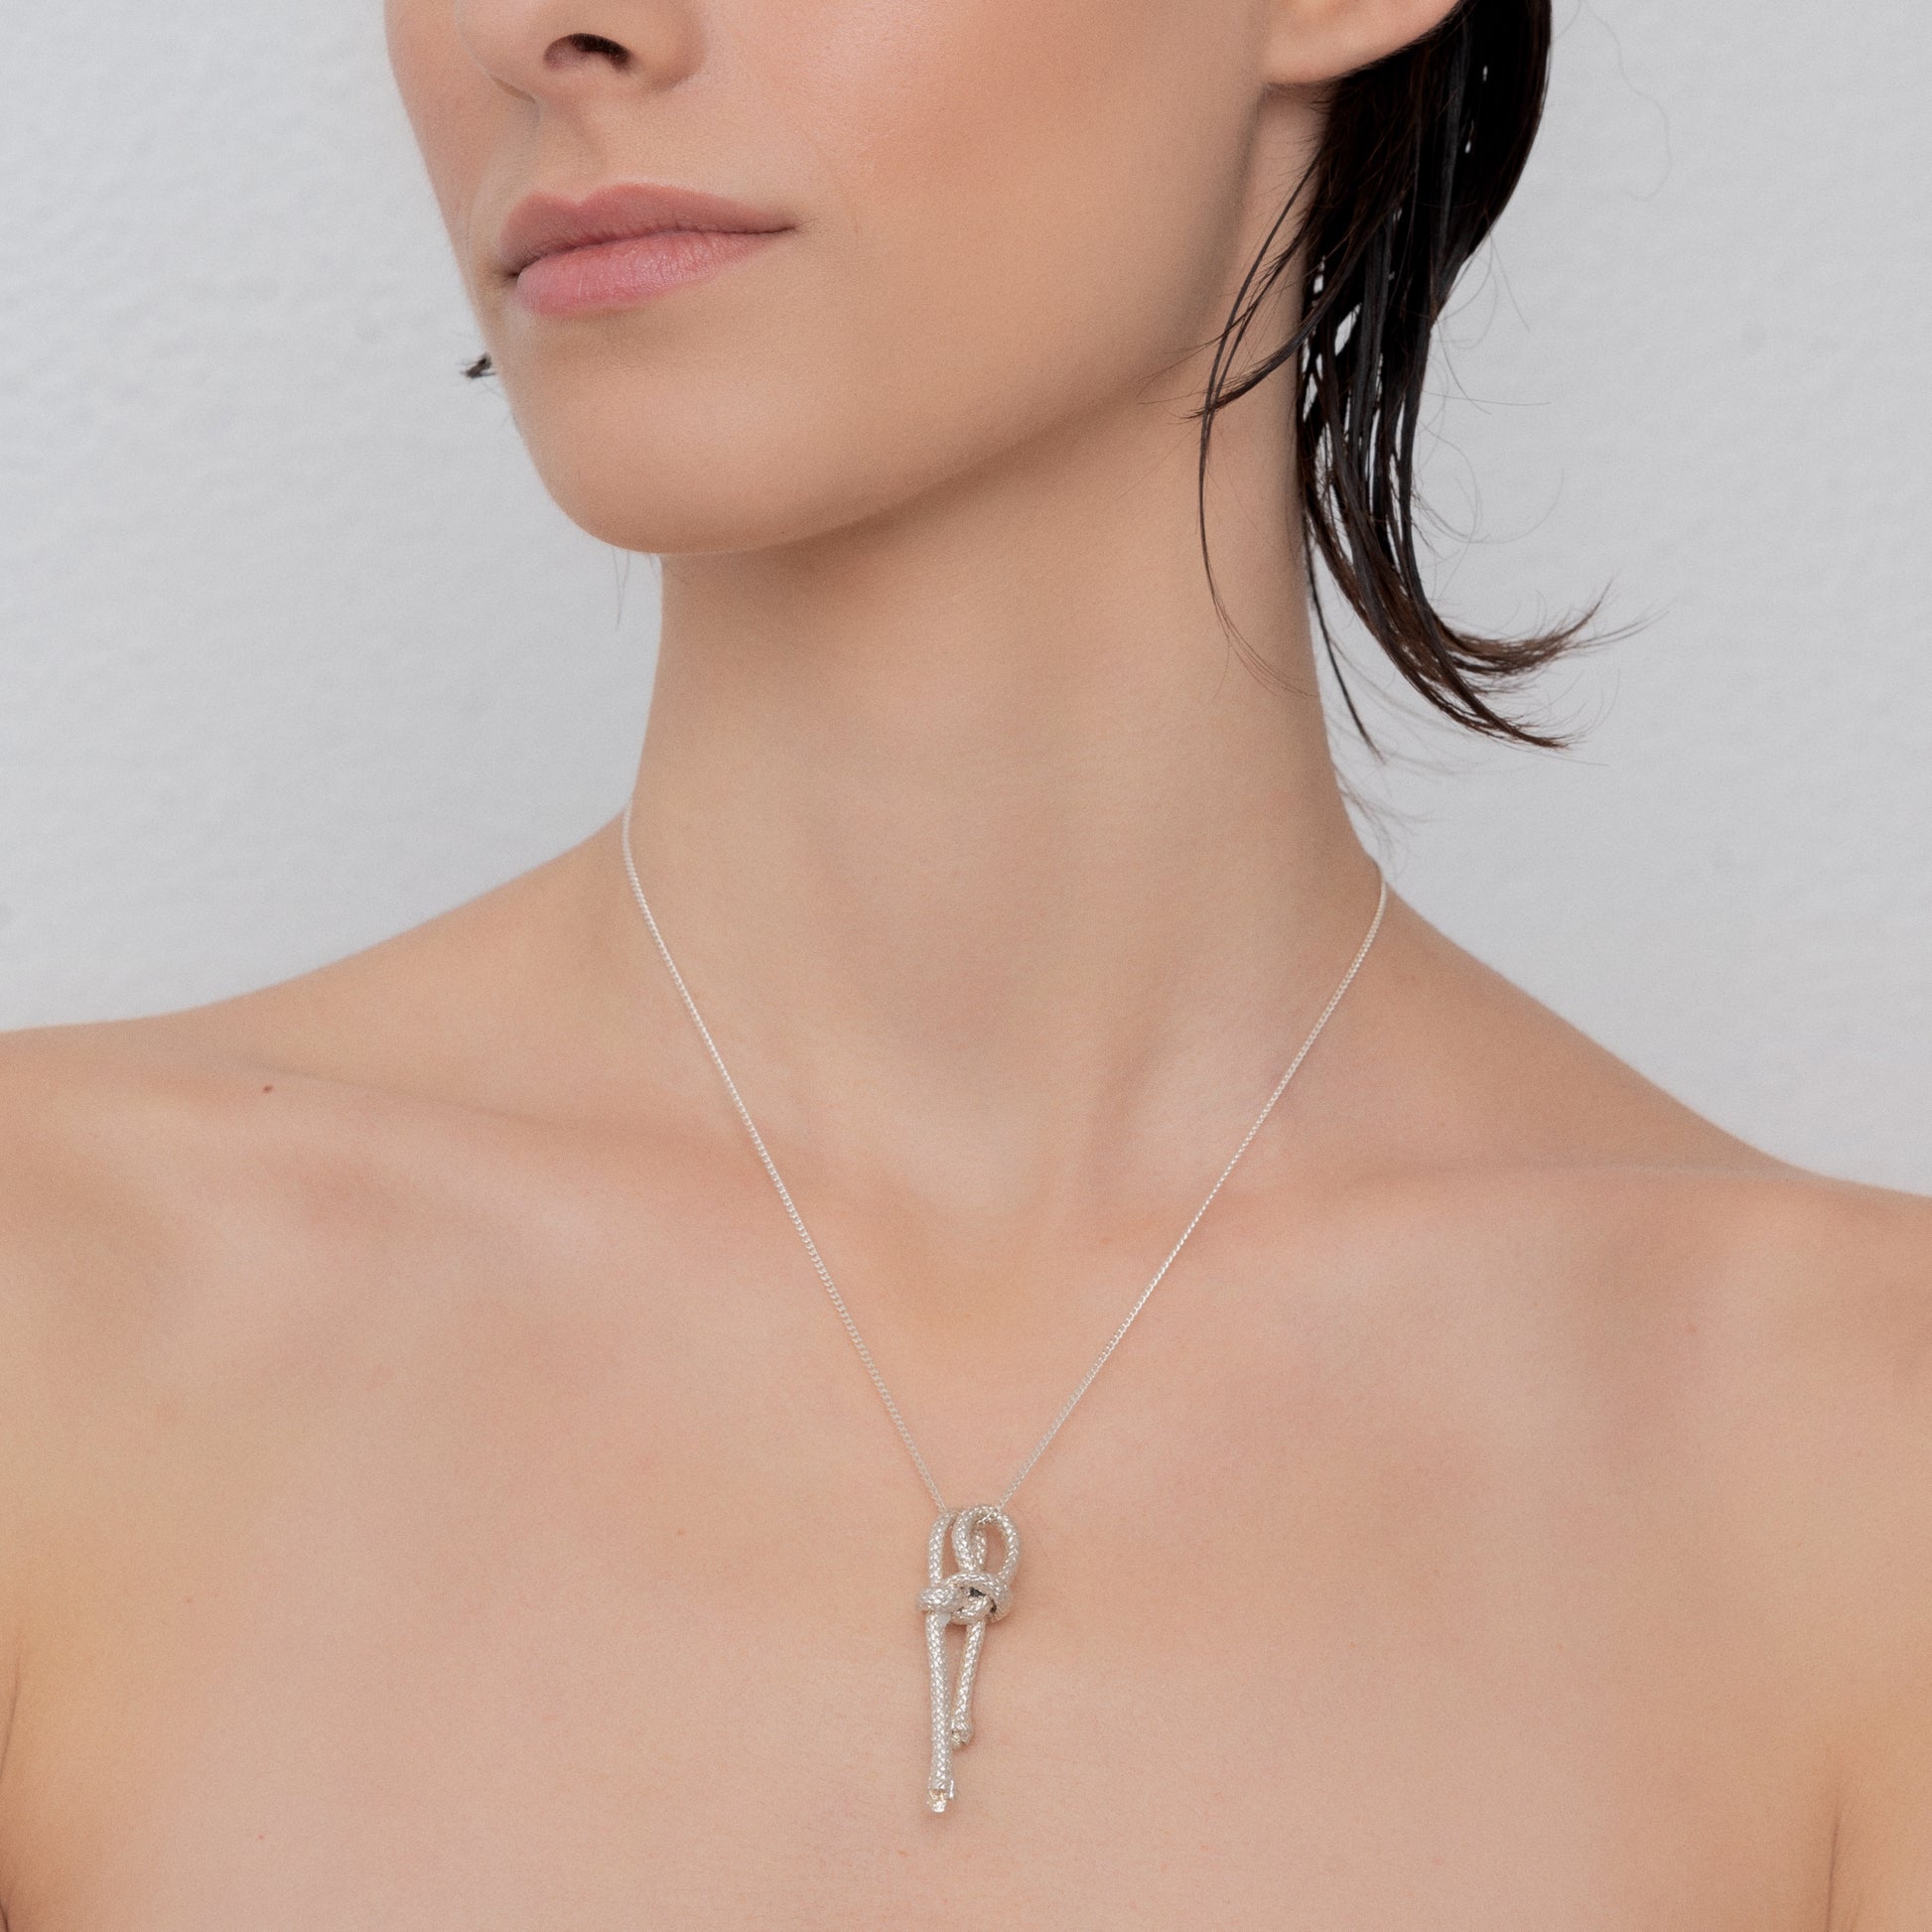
[
  {"xmin": 498, "ymin": 347, "xmax": 1070, "ymax": 560},
  {"xmin": 528, "ymin": 441, "xmax": 855, "ymax": 558}
]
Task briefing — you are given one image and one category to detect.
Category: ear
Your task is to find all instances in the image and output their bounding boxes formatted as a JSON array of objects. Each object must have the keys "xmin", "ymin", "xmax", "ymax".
[{"xmin": 1263, "ymin": 0, "xmax": 1467, "ymax": 86}]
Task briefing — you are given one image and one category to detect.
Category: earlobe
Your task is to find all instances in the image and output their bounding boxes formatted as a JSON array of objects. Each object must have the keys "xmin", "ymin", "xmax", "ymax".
[{"xmin": 1264, "ymin": 0, "xmax": 1468, "ymax": 87}]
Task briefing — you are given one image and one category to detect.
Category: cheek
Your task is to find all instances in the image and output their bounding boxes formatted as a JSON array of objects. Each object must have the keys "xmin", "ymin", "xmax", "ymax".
[
  {"xmin": 384, "ymin": 0, "xmax": 511, "ymax": 282},
  {"xmin": 487, "ymin": 0, "xmax": 1263, "ymax": 554},
  {"xmin": 809, "ymin": 0, "xmax": 1259, "ymax": 357}
]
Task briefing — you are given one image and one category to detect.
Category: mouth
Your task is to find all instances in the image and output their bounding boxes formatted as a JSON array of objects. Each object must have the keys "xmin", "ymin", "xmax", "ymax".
[{"xmin": 496, "ymin": 181, "xmax": 793, "ymax": 318}]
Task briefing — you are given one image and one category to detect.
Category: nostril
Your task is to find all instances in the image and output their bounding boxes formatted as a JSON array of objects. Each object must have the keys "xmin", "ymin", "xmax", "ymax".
[{"xmin": 549, "ymin": 32, "xmax": 631, "ymax": 71}]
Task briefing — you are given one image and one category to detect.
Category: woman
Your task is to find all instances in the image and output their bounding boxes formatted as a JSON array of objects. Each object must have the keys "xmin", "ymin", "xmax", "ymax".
[{"xmin": 0, "ymin": 0, "xmax": 1926, "ymax": 1922}]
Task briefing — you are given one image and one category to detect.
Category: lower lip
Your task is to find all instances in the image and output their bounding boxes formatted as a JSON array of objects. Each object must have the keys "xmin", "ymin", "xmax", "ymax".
[{"xmin": 514, "ymin": 228, "xmax": 782, "ymax": 318}]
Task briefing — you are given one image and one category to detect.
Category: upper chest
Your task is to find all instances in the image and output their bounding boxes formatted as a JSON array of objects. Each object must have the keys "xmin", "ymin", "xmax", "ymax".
[{"xmin": 0, "ymin": 1140, "xmax": 1841, "ymax": 1929}]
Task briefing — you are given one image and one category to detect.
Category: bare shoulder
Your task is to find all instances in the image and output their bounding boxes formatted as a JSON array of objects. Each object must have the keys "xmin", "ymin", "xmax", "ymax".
[
  {"xmin": 0, "ymin": 1012, "xmax": 374, "ymax": 1469},
  {"xmin": 0, "ymin": 819, "xmax": 645, "ymax": 1470},
  {"xmin": 0, "ymin": 819, "xmax": 647, "ymax": 1470},
  {"xmin": 0, "ymin": 935, "xmax": 585, "ymax": 1374},
  {"xmin": 0, "ymin": 1015, "xmax": 274, "ymax": 1378},
  {"xmin": 1646, "ymin": 1165, "xmax": 1932, "ymax": 1927},
  {"xmin": 1470, "ymin": 1152, "xmax": 1932, "ymax": 1918},
  {"xmin": 0, "ymin": 843, "xmax": 601, "ymax": 1567},
  {"xmin": 1374, "ymin": 904, "xmax": 1932, "ymax": 1891},
  {"xmin": 0, "ymin": 897, "xmax": 600, "ymax": 1780},
  {"xmin": 0, "ymin": 1016, "xmax": 279, "ymax": 1792},
  {"xmin": 1703, "ymin": 1169, "xmax": 1932, "ymax": 1925}
]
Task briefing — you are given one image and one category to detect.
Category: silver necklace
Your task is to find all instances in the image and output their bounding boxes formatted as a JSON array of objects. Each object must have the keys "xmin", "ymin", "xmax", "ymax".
[{"xmin": 619, "ymin": 795, "xmax": 1388, "ymax": 1813}]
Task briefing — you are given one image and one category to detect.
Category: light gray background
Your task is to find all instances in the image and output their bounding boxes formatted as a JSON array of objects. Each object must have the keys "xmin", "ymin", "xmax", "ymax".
[{"xmin": 3, "ymin": 4, "xmax": 1928, "ymax": 1188}]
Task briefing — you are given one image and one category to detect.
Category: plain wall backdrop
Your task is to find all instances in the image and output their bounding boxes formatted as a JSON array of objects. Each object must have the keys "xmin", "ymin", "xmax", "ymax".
[{"xmin": 2, "ymin": 4, "xmax": 1929, "ymax": 1188}]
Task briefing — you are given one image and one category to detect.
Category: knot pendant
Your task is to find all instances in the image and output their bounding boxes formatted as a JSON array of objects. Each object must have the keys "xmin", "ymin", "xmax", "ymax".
[{"xmin": 917, "ymin": 1505, "xmax": 1020, "ymax": 1813}]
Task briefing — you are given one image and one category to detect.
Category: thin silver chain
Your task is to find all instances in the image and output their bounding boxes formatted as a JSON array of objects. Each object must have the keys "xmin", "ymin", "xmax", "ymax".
[{"xmin": 619, "ymin": 792, "xmax": 1388, "ymax": 1516}]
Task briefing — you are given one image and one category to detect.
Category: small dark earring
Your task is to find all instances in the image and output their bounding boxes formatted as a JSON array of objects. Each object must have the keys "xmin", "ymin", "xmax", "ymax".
[{"xmin": 463, "ymin": 352, "xmax": 495, "ymax": 380}]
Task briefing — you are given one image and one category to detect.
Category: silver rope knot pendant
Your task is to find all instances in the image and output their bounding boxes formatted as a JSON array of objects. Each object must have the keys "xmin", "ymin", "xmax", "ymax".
[{"xmin": 916, "ymin": 1505, "xmax": 1020, "ymax": 1813}]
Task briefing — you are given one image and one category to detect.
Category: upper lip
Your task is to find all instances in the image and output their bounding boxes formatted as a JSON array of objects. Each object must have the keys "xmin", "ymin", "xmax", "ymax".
[{"xmin": 495, "ymin": 182, "xmax": 791, "ymax": 277}]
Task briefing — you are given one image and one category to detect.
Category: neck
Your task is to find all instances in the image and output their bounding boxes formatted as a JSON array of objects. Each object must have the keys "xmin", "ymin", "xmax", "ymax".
[{"xmin": 610, "ymin": 386, "xmax": 1379, "ymax": 1220}]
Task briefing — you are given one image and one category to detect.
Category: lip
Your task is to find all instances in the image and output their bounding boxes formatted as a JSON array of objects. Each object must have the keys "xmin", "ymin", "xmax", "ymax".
[{"xmin": 496, "ymin": 182, "xmax": 791, "ymax": 318}]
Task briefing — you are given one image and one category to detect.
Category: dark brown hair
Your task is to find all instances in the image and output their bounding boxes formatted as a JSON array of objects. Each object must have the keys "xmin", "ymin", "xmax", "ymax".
[{"xmin": 1202, "ymin": 0, "xmax": 1591, "ymax": 748}]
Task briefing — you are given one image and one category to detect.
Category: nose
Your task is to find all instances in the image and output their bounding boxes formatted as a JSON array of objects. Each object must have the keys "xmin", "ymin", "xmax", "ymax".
[{"xmin": 452, "ymin": 0, "xmax": 703, "ymax": 102}]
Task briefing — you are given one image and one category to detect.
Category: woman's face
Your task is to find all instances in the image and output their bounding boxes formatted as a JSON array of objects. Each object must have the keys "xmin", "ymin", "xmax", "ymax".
[{"xmin": 387, "ymin": 0, "xmax": 1310, "ymax": 555}]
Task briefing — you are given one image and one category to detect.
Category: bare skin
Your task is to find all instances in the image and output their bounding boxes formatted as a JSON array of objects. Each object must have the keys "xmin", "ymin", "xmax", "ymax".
[{"xmin": 2, "ymin": 0, "xmax": 1930, "ymax": 1925}]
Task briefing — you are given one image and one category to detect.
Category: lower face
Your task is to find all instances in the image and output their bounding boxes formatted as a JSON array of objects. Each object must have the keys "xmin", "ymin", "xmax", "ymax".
[{"xmin": 386, "ymin": 0, "xmax": 1298, "ymax": 557}]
